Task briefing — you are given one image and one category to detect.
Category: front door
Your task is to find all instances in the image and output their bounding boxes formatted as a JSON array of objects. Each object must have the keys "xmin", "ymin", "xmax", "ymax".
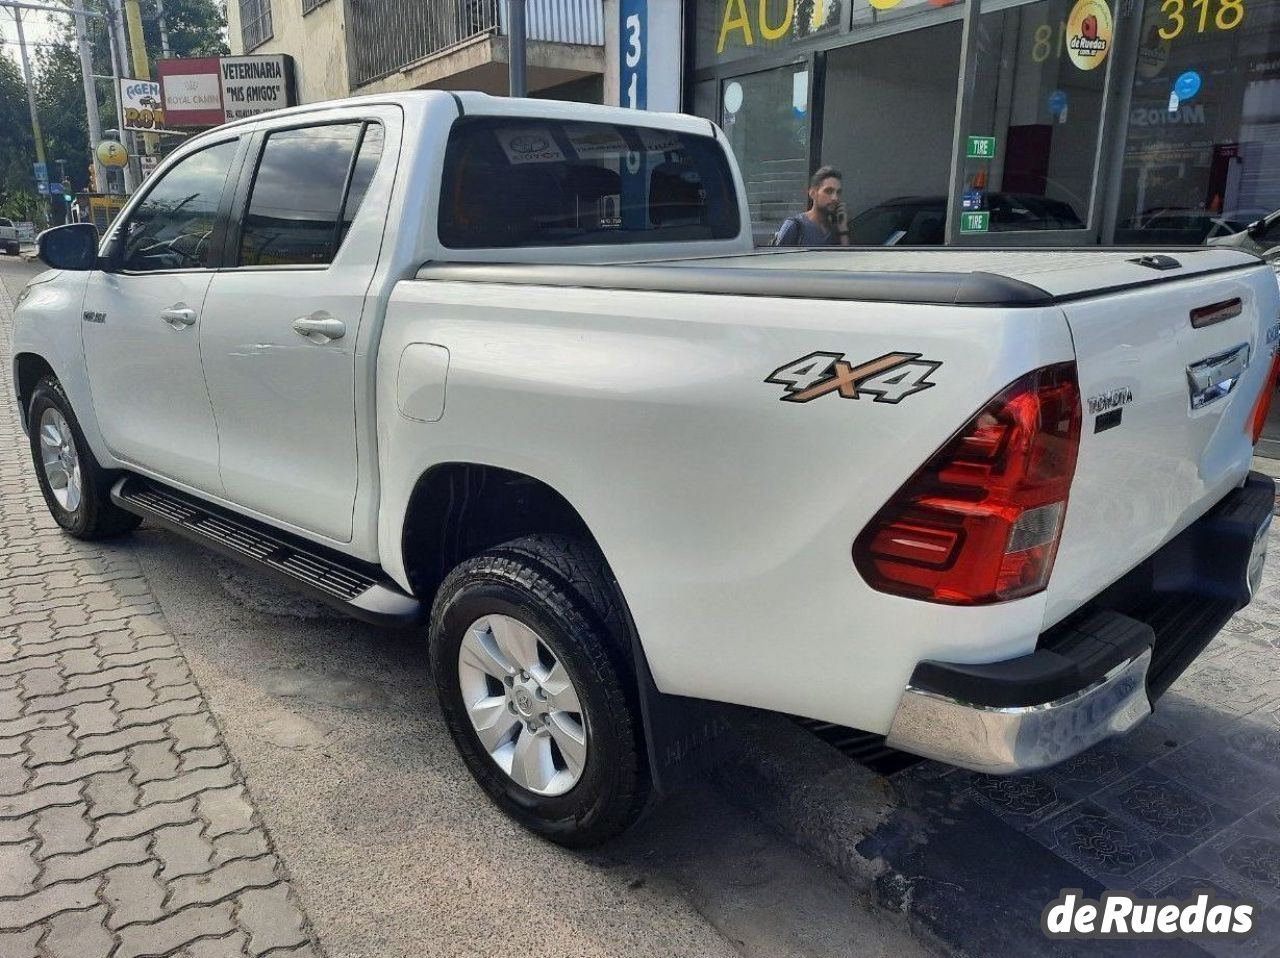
[
  {"xmin": 81, "ymin": 138, "xmax": 243, "ymax": 493},
  {"xmin": 199, "ymin": 119, "xmax": 388, "ymax": 542}
]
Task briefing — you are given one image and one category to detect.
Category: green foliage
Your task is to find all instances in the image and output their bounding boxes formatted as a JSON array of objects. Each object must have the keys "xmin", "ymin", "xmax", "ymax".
[{"xmin": 0, "ymin": 0, "xmax": 224, "ymax": 219}]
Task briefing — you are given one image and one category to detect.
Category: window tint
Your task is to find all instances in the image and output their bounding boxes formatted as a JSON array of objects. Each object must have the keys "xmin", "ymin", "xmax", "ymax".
[
  {"xmin": 239, "ymin": 124, "xmax": 362, "ymax": 267},
  {"xmin": 438, "ymin": 117, "xmax": 740, "ymax": 248},
  {"xmin": 338, "ymin": 123, "xmax": 384, "ymax": 245},
  {"xmin": 120, "ymin": 140, "xmax": 237, "ymax": 272},
  {"xmin": 0, "ymin": 218, "xmax": 12, "ymax": 227}
]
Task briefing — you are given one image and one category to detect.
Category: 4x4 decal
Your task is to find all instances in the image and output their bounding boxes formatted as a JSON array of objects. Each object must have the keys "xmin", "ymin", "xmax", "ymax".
[{"xmin": 766, "ymin": 351, "xmax": 941, "ymax": 404}]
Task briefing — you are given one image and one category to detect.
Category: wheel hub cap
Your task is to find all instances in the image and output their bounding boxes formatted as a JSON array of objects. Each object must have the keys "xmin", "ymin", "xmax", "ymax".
[
  {"xmin": 38, "ymin": 408, "xmax": 82, "ymax": 514},
  {"xmin": 457, "ymin": 613, "xmax": 588, "ymax": 796}
]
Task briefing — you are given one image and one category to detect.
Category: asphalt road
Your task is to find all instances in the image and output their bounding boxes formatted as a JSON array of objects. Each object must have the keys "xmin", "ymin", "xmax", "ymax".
[{"xmin": 0, "ymin": 253, "xmax": 932, "ymax": 958}]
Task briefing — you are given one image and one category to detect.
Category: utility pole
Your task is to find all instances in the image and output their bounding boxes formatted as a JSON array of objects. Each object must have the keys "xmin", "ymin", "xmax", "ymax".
[
  {"xmin": 74, "ymin": 7, "xmax": 107, "ymax": 195},
  {"xmin": 122, "ymin": 0, "xmax": 157, "ymax": 159},
  {"xmin": 154, "ymin": 0, "xmax": 170, "ymax": 57},
  {"xmin": 508, "ymin": 0, "xmax": 526, "ymax": 97},
  {"xmin": 9, "ymin": 9, "xmax": 48, "ymax": 172},
  {"xmin": 103, "ymin": 0, "xmax": 137, "ymax": 192}
]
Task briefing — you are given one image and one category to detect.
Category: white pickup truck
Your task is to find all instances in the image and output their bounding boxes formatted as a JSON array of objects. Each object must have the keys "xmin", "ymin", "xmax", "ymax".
[{"xmin": 13, "ymin": 93, "xmax": 1279, "ymax": 846}]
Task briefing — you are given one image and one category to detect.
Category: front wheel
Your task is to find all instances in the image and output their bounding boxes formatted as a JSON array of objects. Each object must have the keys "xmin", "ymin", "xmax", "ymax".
[
  {"xmin": 429, "ymin": 535, "xmax": 650, "ymax": 847},
  {"xmin": 27, "ymin": 376, "xmax": 141, "ymax": 540}
]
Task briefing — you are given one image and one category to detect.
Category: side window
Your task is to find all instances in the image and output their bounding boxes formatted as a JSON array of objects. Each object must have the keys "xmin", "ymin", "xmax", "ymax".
[
  {"xmin": 338, "ymin": 124, "xmax": 385, "ymax": 246},
  {"xmin": 120, "ymin": 140, "xmax": 238, "ymax": 272},
  {"xmin": 0, "ymin": 218, "xmax": 12, "ymax": 228},
  {"xmin": 238, "ymin": 124, "xmax": 363, "ymax": 267}
]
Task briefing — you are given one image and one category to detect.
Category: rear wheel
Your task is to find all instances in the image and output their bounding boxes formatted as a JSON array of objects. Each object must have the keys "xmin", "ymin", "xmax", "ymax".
[
  {"xmin": 429, "ymin": 535, "xmax": 649, "ymax": 847},
  {"xmin": 27, "ymin": 377, "xmax": 141, "ymax": 540}
]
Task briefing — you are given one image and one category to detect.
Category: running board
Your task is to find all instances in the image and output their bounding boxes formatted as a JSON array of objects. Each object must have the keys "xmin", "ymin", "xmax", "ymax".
[{"xmin": 111, "ymin": 476, "xmax": 423, "ymax": 628}]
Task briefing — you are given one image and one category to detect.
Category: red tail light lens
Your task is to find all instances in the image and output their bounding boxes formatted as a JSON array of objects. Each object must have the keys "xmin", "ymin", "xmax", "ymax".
[
  {"xmin": 854, "ymin": 363, "xmax": 1082, "ymax": 605},
  {"xmin": 1249, "ymin": 349, "xmax": 1280, "ymax": 446}
]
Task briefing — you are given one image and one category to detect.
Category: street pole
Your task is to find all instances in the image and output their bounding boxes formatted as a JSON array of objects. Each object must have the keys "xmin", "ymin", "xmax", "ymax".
[
  {"xmin": 104, "ymin": 0, "xmax": 137, "ymax": 192},
  {"xmin": 74, "ymin": 8, "xmax": 107, "ymax": 196},
  {"xmin": 508, "ymin": 0, "xmax": 526, "ymax": 97},
  {"xmin": 122, "ymin": 0, "xmax": 157, "ymax": 160},
  {"xmin": 9, "ymin": 7, "xmax": 50, "ymax": 222},
  {"xmin": 154, "ymin": 0, "xmax": 171, "ymax": 57}
]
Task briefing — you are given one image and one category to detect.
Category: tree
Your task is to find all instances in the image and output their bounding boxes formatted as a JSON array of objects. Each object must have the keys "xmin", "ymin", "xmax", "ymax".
[
  {"xmin": 144, "ymin": 0, "xmax": 229, "ymax": 61},
  {"xmin": 35, "ymin": 38, "xmax": 91, "ymax": 195},
  {"xmin": 0, "ymin": 54, "xmax": 42, "ymax": 223}
]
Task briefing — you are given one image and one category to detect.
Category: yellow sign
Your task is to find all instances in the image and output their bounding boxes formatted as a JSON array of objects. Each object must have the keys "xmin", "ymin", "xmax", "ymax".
[
  {"xmin": 868, "ymin": 0, "xmax": 904, "ymax": 9},
  {"xmin": 96, "ymin": 141, "xmax": 129, "ymax": 168},
  {"xmin": 1066, "ymin": 0, "xmax": 1113, "ymax": 71}
]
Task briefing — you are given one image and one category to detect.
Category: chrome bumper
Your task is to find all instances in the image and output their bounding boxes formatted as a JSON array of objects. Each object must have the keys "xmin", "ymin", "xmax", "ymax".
[{"xmin": 884, "ymin": 649, "xmax": 1153, "ymax": 775}]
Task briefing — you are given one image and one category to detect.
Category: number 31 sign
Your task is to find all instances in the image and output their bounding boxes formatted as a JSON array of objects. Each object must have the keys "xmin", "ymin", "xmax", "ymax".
[{"xmin": 620, "ymin": 0, "xmax": 647, "ymax": 109}]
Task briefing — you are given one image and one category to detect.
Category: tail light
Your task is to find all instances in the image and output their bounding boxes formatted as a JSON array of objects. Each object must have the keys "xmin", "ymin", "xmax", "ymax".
[
  {"xmin": 854, "ymin": 363, "xmax": 1082, "ymax": 605},
  {"xmin": 1248, "ymin": 349, "xmax": 1280, "ymax": 445}
]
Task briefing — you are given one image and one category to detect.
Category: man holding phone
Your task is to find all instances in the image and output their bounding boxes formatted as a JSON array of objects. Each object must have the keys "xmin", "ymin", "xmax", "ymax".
[{"xmin": 772, "ymin": 166, "xmax": 851, "ymax": 247}]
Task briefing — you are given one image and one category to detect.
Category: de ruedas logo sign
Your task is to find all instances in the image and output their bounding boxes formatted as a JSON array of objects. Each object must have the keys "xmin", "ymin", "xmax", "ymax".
[{"xmin": 120, "ymin": 79, "xmax": 166, "ymax": 132}]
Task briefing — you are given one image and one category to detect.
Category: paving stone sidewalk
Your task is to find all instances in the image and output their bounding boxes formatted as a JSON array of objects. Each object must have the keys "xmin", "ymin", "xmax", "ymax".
[{"xmin": 0, "ymin": 285, "xmax": 321, "ymax": 956}]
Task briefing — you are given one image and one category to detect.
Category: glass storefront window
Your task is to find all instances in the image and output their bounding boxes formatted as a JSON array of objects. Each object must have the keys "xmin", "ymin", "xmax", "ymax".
[
  {"xmin": 719, "ymin": 63, "xmax": 812, "ymax": 241},
  {"xmin": 959, "ymin": 0, "xmax": 1110, "ymax": 237},
  {"xmin": 1115, "ymin": 0, "xmax": 1280, "ymax": 245},
  {"xmin": 823, "ymin": 23, "xmax": 964, "ymax": 244}
]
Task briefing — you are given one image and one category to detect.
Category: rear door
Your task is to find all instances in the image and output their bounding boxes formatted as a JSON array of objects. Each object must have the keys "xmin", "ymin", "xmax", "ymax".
[
  {"xmin": 1043, "ymin": 256, "xmax": 1279, "ymax": 625},
  {"xmin": 198, "ymin": 110, "xmax": 395, "ymax": 542}
]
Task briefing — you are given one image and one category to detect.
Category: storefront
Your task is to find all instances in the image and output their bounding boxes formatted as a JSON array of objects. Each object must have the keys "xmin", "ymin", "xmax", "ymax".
[{"xmin": 687, "ymin": 0, "xmax": 1280, "ymax": 247}]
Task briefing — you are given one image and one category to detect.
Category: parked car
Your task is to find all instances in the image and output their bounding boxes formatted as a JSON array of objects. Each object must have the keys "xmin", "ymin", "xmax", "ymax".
[
  {"xmin": 13, "ymin": 92, "xmax": 1278, "ymax": 846},
  {"xmin": 845, "ymin": 193, "xmax": 1085, "ymax": 245},
  {"xmin": 1116, "ymin": 208, "xmax": 1268, "ymax": 246},
  {"xmin": 0, "ymin": 217, "xmax": 20, "ymax": 256},
  {"xmin": 1208, "ymin": 207, "xmax": 1280, "ymax": 258}
]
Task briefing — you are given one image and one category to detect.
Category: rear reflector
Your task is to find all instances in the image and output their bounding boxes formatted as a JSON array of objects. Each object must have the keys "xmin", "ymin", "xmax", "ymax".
[
  {"xmin": 854, "ymin": 363, "xmax": 1082, "ymax": 605},
  {"xmin": 1191, "ymin": 298, "xmax": 1243, "ymax": 329}
]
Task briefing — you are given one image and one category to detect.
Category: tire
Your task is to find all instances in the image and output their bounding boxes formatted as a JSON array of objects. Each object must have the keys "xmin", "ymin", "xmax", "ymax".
[
  {"xmin": 27, "ymin": 376, "xmax": 141, "ymax": 540},
  {"xmin": 429, "ymin": 534, "xmax": 650, "ymax": 847},
  {"xmin": 3, "ymin": 243, "xmax": 17, "ymax": 256}
]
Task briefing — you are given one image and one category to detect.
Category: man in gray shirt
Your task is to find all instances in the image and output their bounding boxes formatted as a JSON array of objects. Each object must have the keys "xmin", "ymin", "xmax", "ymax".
[{"xmin": 773, "ymin": 166, "xmax": 851, "ymax": 247}]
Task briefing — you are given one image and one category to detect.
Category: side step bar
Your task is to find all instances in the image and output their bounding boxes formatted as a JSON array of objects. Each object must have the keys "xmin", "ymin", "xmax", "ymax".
[{"xmin": 111, "ymin": 476, "xmax": 423, "ymax": 628}]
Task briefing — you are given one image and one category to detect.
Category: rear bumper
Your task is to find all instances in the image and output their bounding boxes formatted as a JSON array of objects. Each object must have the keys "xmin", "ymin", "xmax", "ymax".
[{"xmin": 885, "ymin": 471, "xmax": 1274, "ymax": 774}]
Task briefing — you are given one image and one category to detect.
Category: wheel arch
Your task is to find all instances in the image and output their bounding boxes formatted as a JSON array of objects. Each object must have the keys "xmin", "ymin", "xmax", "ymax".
[{"xmin": 13, "ymin": 352, "xmax": 57, "ymax": 433}]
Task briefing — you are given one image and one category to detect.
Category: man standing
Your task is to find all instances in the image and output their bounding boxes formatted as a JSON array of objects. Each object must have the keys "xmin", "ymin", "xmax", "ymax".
[{"xmin": 773, "ymin": 166, "xmax": 851, "ymax": 246}]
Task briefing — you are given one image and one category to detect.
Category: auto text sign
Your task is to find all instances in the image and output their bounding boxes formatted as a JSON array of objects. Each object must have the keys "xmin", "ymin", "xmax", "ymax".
[
  {"xmin": 221, "ymin": 55, "xmax": 294, "ymax": 121},
  {"xmin": 120, "ymin": 78, "xmax": 166, "ymax": 132}
]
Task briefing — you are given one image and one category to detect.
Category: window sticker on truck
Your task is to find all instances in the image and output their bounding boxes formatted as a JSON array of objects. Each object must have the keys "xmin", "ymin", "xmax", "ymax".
[{"xmin": 765, "ymin": 351, "xmax": 940, "ymax": 404}]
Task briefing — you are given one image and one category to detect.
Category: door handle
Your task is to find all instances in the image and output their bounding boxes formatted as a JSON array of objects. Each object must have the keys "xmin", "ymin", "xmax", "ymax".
[
  {"xmin": 160, "ymin": 307, "xmax": 196, "ymax": 328},
  {"xmin": 292, "ymin": 314, "xmax": 346, "ymax": 343}
]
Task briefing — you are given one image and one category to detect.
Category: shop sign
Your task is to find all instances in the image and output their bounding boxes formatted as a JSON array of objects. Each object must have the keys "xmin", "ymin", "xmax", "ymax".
[
  {"xmin": 960, "ymin": 211, "xmax": 990, "ymax": 233},
  {"xmin": 696, "ymin": 0, "xmax": 844, "ymax": 68},
  {"xmin": 1065, "ymin": 0, "xmax": 1113, "ymax": 72},
  {"xmin": 120, "ymin": 79, "xmax": 166, "ymax": 132},
  {"xmin": 221, "ymin": 55, "xmax": 293, "ymax": 121},
  {"xmin": 966, "ymin": 135, "xmax": 996, "ymax": 159},
  {"xmin": 158, "ymin": 55, "xmax": 296, "ymax": 127},
  {"xmin": 158, "ymin": 57, "xmax": 225, "ymax": 127}
]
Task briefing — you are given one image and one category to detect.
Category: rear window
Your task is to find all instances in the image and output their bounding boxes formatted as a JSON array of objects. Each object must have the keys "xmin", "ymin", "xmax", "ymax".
[{"xmin": 438, "ymin": 117, "xmax": 740, "ymax": 248}]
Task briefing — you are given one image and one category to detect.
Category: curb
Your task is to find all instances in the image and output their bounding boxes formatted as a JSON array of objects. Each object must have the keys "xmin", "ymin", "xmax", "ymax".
[{"xmin": 703, "ymin": 711, "xmax": 956, "ymax": 956}]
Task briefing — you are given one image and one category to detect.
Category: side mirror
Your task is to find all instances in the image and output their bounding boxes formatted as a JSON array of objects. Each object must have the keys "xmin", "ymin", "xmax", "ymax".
[{"xmin": 36, "ymin": 223, "xmax": 99, "ymax": 271}]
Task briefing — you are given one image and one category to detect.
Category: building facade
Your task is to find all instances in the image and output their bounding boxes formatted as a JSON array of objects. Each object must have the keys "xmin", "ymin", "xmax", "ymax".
[
  {"xmin": 226, "ymin": 0, "xmax": 608, "ymax": 104},
  {"xmin": 685, "ymin": 0, "xmax": 1280, "ymax": 247}
]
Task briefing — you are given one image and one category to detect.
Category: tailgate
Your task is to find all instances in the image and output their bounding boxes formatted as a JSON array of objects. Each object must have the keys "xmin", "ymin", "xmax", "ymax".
[{"xmin": 1044, "ymin": 255, "xmax": 1279, "ymax": 627}]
